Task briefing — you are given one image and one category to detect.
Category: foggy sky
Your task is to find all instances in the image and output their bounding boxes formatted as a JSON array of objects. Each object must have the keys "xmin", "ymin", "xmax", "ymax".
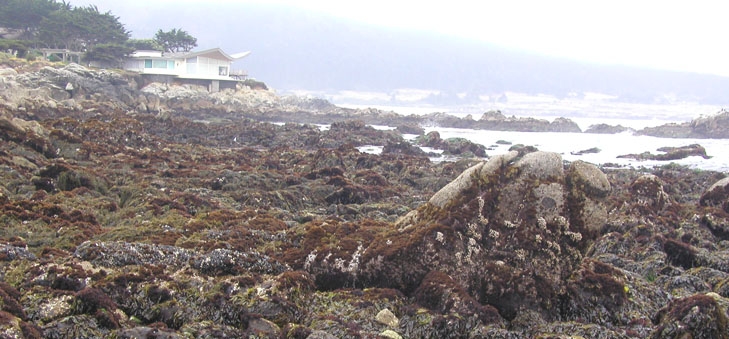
[{"xmin": 71, "ymin": 0, "xmax": 729, "ymax": 77}]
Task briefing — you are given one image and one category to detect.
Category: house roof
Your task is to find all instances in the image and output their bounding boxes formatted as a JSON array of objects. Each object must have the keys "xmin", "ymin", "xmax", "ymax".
[
  {"xmin": 129, "ymin": 48, "xmax": 251, "ymax": 61},
  {"xmin": 230, "ymin": 51, "xmax": 251, "ymax": 59},
  {"xmin": 130, "ymin": 50, "xmax": 163, "ymax": 58},
  {"xmin": 179, "ymin": 48, "xmax": 250, "ymax": 61}
]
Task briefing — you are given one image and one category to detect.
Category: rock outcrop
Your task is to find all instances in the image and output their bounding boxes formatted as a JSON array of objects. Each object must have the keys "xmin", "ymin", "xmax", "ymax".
[
  {"xmin": 638, "ymin": 110, "xmax": 729, "ymax": 139},
  {"xmin": 315, "ymin": 151, "xmax": 612, "ymax": 323},
  {"xmin": 618, "ymin": 144, "xmax": 711, "ymax": 161},
  {"xmin": 700, "ymin": 176, "xmax": 729, "ymax": 212},
  {"xmin": 474, "ymin": 110, "xmax": 582, "ymax": 132},
  {"xmin": 414, "ymin": 131, "xmax": 488, "ymax": 157},
  {"xmin": 585, "ymin": 123, "xmax": 631, "ymax": 134}
]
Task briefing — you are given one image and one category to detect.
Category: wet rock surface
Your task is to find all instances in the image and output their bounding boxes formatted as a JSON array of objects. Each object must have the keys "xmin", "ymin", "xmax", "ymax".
[
  {"xmin": 618, "ymin": 143, "xmax": 711, "ymax": 161},
  {"xmin": 414, "ymin": 131, "xmax": 488, "ymax": 157},
  {"xmin": 585, "ymin": 123, "xmax": 631, "ymax": 134},
  {"xmin": 2, "ymin": 59, "xmax": 729, "ymax": 338}
]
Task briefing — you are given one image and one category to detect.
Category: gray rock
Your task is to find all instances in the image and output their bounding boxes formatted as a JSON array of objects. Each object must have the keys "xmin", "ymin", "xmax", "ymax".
[
  {"xmin": 428, "ymin": 161, "xmax": 484, "ymax": 208},
  {"xmin": 514, "ymin": 151, "xmax": 564, "ymax": 181},
  {"xmin": 192, "ymin": 247, "xmax": 288, "ymax": 275},
  {"xmin": 0, "ymin": 243, "xmax": 37, "ymax": 261},
  {"xmin": 0, "ymin": 67, "xmax": 17, "ymax": 76},
  {"xmin": 532, "ymin": 182, "xmax": 565, "ymax": 222},
  {"xmin": 119, "ymin": 326, "xmax": 183, "ymax": 339},
  {"xmin": 247, "ymin": 318, "xmax": 281, "ymax": 337},
  {"xmin": 630, "ymin": 174, "xmax": 671, "ymax": 212},
  {"xmin": 375, "ymin": 308, "xmax": 399, "ymax": 328},
  {"xmin": 700, "ymin": 177, "xmax": 729, "ymax": 211},
  {"xmin": 73, "ymin": 241, "xmax": 194, "ymax": 267},
  {"xmin": 568, "ymin": 160, "xmax": 611, "ymax": 198},
  {"xmin": 306, "ymin": 330, "xmax": 338, "ymax": 339},
  {"xmin": 75, "ymin": 241, "xmax": 287, "ymax": 274},
  {"xmin": 379, "ymin": 329, "xmax": 403, "ymax": 339},
  {"xmin": 566, "ymin": 161, "xmax": 611, "ymax": 235}
]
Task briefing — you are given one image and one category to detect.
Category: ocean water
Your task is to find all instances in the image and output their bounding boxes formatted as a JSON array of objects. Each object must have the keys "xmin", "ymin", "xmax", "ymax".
[
  {"xmin": 419, "ymin": 127, "xmax": 729, "ymax": 172},
  {"xmin": 360, "ymin": 125, "xmax": 729, "ymax": 172}
]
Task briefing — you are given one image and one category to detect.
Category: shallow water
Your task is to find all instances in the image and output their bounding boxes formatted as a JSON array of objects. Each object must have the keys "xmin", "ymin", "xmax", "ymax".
[
  {"xmin": 363, "ymin": 124, "xmax": 729, "ymax": 172},
  {"xmin": 422, "ymin": 127, "xmax": 729, "ymax": 171}
]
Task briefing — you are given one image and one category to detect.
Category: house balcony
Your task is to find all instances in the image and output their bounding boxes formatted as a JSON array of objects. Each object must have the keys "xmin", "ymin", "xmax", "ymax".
[{"xmin": 229, "ymin": 70, "xmax": 248, "ymax": 80}]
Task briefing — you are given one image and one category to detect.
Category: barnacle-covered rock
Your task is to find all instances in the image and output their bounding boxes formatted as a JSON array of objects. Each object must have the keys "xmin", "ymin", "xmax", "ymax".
[
  {"xmin": 630, "ymin": 174, "xmax": 672, "ymax": 213},
  {"xmin": 73, "ymin": 241, "xmax": 195, "ymax": 268},
  {"xmin": 345, "ymin": 151, "xmax": 610, "ymax": 324},
  {"xmin": 566, "ymin": 160, "xmax": 611, "ymax": 237},
  {"xmin": 0, "ymin": 243, "xmax": 37, "ymax": 261},
  {"xmin": 75, "ymin": 241, "xmax": 287, "ymax": 275},
  {"xmin": 651, "ymin": 294, "xmax": 729, "ymax": 339},
  {"xmin": 700, "ymin": 176, "xmax": 729, "ymax": 212}
]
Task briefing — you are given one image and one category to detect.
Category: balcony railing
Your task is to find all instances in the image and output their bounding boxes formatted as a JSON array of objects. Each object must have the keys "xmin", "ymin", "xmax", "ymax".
[{"xmin": 229, "ymin": 69, "xmax": 248, "ymax": 80}]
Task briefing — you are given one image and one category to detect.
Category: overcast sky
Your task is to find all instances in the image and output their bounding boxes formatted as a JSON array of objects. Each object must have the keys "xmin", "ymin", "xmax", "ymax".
[{"xmin": 73, "ymin": 0, "xmax": 729, "ymax": 77}]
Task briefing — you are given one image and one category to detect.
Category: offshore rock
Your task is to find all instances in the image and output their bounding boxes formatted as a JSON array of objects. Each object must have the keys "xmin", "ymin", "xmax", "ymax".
[
  {"xmin": 477, "ymin": 110, "xmax": 582, "ymax": 132},
  {"xmin": 617, "ymin": 144, "xmax": 710, "ymax": 161},
  {"xmin": 585, "ymin": 123, "xmax": 631, "ymax": 134},
  {"xmin": 638, "ymin": 110, "xmax": 729, "ymax": 139},
  {"xmin": 414, "ymin": 131, "xmax": 487, "ymax": 157}
]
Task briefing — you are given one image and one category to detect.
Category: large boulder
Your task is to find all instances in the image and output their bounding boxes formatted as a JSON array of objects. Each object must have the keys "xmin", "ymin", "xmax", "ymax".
[
  {"xmin": 630, "ymin": 174, "xmax": 672, "ymax": 213},
  {"xmin": 324, "ymin": 151, "xmax": 613, "ymax": 323},
  {"xmin": 0, "ymin": 114, "xmax": 55, "ymax": 158},
  {"xmin": 567, "ymin": 160, "xmax": 611, "ymax": 237},
  {"xmin": 700, "ymin": 176, "xmax": 729, "ymax": 212}
]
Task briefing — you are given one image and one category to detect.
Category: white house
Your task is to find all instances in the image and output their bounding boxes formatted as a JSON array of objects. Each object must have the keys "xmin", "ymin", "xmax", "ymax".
[{"xmin": 124, "ymin": 48, "xmax": 251, "ymax": 92}]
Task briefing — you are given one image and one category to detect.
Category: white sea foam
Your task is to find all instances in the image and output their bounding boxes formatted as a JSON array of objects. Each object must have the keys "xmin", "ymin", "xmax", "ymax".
[{"xmin": 416, "ymin": 127, "xmax": 729, "ymax": 172}]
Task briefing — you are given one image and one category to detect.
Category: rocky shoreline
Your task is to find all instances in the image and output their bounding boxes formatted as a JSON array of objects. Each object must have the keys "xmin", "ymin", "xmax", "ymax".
[
  {"xmin": 4, "ymin": 55, "xmax": 728, "ymax": 139},
  {"xmin": 2, "ymin": 58, "xmax": 729, "ymax": 338}
]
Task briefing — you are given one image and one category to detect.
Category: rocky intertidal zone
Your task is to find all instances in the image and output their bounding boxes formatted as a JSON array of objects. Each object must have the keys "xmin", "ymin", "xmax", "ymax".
[{"xmin": 2, "ymin": 58, "xmax": 729, "ymax": 338}]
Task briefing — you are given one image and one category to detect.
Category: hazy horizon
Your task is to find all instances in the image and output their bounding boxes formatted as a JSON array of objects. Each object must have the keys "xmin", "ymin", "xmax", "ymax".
[{"xmin": 63, "ymin": 0, "xmax": 729, "ymax": 116}]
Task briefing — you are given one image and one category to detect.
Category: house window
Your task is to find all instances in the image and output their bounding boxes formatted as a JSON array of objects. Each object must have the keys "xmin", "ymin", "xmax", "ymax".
[
  {"xmin": 144, "ymin": 59, "xmax": 152, "ymax": 68},
  {"xmin": 219, "ymin": 66, "xmax": 228, "ymax": 76},
  {"xmin": 152, "ymin": 60, "xmax": 168, "ymax": 68}
]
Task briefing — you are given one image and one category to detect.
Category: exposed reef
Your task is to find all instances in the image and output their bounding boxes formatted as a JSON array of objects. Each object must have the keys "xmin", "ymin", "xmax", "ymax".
[
  {"xmin": 1, "ymin": 56, "xmax": 729, "ymax": 338},
  {"xmin": 637, "ymin": 110, "xmax": 729, "ymax": 139},
  {"xmin": 618, "ymin": 144, "xmax": 712, "ymax": 161},
  {"xmin": 585, "ymin": 123, "xmax": 632, "ymax": 134}
]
